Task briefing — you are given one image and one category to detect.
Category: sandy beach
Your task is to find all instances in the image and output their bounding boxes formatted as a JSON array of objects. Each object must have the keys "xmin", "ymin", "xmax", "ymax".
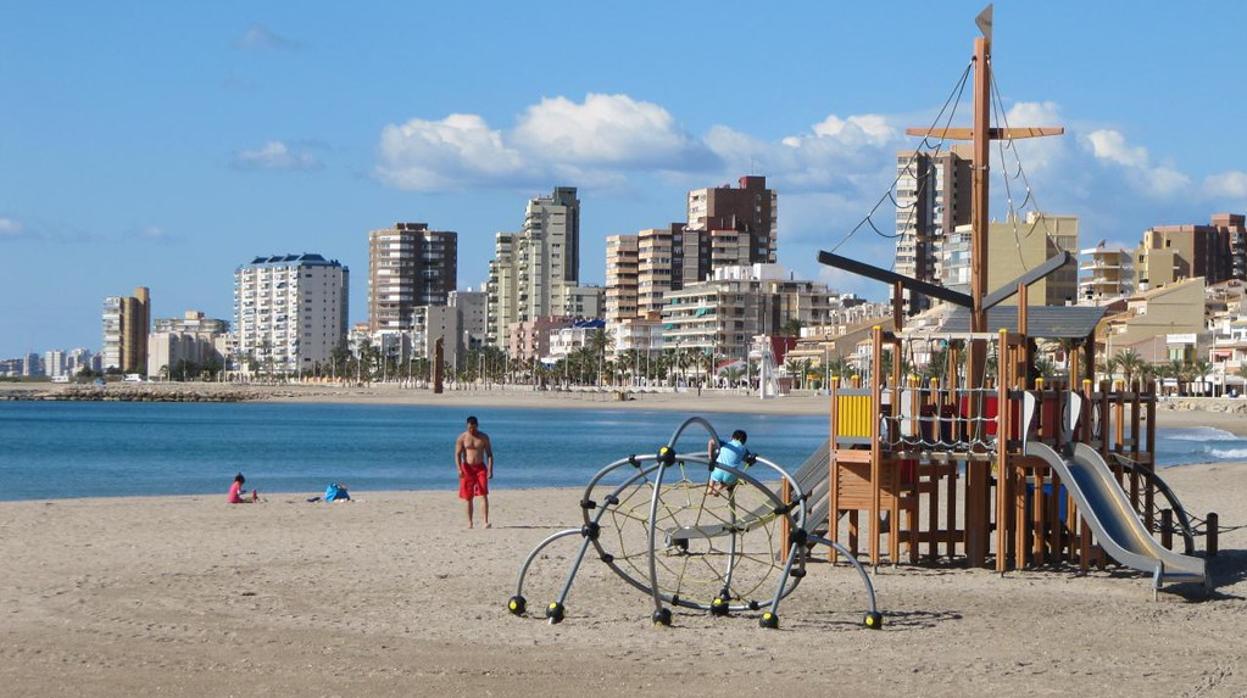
[{"xmin": 2, "ymin": 456, "xmax": 1245, "ymax": 696}]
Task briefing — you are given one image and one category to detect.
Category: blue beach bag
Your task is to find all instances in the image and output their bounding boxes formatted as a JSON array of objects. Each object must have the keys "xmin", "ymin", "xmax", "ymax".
[{"xmin": 324, "ymin": 482, "xmax": 350, "ymax": 502}]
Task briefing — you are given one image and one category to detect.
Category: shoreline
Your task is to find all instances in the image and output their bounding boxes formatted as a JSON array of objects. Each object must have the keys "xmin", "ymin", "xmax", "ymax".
[{"xmin": 5, "ymin": 381, "xmax": 1247, "ymax": 430}]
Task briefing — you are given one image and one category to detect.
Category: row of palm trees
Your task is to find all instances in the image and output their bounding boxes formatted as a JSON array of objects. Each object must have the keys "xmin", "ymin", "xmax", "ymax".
[{"xmin": 1098, "ymin": 348, "xmax": 1215, "ymax": 395}]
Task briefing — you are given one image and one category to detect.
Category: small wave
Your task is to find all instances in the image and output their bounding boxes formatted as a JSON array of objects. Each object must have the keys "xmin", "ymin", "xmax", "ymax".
[
  {"xmin": 1161, "ymin": 426, "xmax": 1240, "ymax": 442},
  {"xmin": 1207, "ymin": 447, "xmax": 1247, "ymax": 459}
]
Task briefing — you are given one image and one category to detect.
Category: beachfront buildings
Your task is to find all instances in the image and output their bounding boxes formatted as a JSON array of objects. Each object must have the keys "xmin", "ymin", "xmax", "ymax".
[
  {"xmin": 367, "ymin": 223, "xmax": 457, "ymax": 333},
  {"xmin": 1079, "ymin": 244, "xmax": 1135, "ymax": 304},
  {"xmin": 507, "ymin": 316, "xmax": 575, "ymax": 362},
  {"xmin": 449, "ymin": 290, "xmax": 487, "ymax": 354},
  {"xmin": 547, "ymin": 319, "xmax": 607, "ymax": 361},
  {"xmin": 660, "ymin": 264, "xmax": 835, "ymax": 359},
  {"xmin": 941, "ymin": 212, "xmax": 1080, "ymax": 306},
  {"xmin": 1134, "ymin": 213, "xmax": 1246, "ymax": 291},
  {"xmin": 43, "ymin": 350, "xmax": 65, "ymax": 378},
  {"xmin": 233, "ymin": 254, "xmax": 349, "ymax": 375},
  {"xmin": 147, "ymin": 311, "xmax": 230, "ymax": 378},
  {"xmin": 1099, "ymin": 276, "xmax": 1207, "ymax": 363},
  {"xmin": 486, "ymin": 187, "xmax": 604, "ymax": 346},
  {"xmin": 604, "ymin": 177, "xmax": 780, "ymax": 356},
  {"xmin": 893, "ymin": 146, "xmax": 974, "ymax": 314},
  {"xmin": 101, "ymin": 286, "xmax": 150, "ymax": 373}
]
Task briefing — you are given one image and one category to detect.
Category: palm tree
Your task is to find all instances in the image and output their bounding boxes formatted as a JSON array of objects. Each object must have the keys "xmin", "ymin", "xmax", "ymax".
[
  {"xmin": 1191, "ymin": 359, "xmax": 1213, "ymax": 396},
  {"xmin": 784, "ymin": 357, "xmax": 803, "ymax": 387},
  {"xmin": 1114, "ymin": 349, "xmax": 1143, "ymax": 388},
  {"xmin": 1097, "ymin": 356, "xmax": 1120, "ymax": 384}
]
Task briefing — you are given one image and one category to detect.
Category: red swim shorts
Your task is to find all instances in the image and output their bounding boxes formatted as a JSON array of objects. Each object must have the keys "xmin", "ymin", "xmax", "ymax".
[{"xmin": 459, "ymin": 462, "xmax": 489, "ymax": 500}]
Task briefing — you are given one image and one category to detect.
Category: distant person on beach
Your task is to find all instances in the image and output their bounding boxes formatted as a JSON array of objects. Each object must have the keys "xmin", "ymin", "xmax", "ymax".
[
  {"xmin": 706, "ymin": 430, "xmax": 749, "ymax": 496},
  {"xmin": 454, "ymin": 416, "xmax": 494, "ymax": 528},
  {"xmin": 228, "ymin": 473, "xmax": 259, "ymax": 504}
]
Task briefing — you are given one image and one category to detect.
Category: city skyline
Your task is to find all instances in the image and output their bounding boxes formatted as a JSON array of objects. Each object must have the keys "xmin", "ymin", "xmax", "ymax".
[{"xmin": 4, "ymin": 2, "xmax": 1247, "ymax": 356}]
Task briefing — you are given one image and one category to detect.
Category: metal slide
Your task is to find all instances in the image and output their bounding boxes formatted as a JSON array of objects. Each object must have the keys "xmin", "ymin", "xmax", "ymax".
[{"xmin": 1024, "ymin": 441, "xmax": 1207, "ymax": 590}]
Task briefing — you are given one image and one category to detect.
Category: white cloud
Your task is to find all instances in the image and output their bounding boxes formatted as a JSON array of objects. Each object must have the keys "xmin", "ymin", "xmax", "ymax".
[
  {"xmin": 513, "ymin": 93, "xmax": 713, "ymax": 169},
  {"xmin": 235, "ymin": 24, "xmax": 299, "ymax": 51},
  {"xmin": 0, "ymin": 217, "xmax": 23, "ymax": 237},
  {"xmin": 232, "ymin": 141, "xmax": 321, "ymax": 171},
  {"xmin": 376, "ymin": 114, "xmax": 526, "ymax": 191},
  {"xmin": 1204, "ymin": 171, "xmax": 1247, "ymax": 199},
  {"xmin": 808, "ymin": 114, "xmax": 895, "ymax": 145},
  {"xmin": 1086, "ymin": 129, "xmax": 1149, "ymax": 168},
  {"xmin": 1081, "ymin": 128, "xmax": 1190, "ymax": 198}
]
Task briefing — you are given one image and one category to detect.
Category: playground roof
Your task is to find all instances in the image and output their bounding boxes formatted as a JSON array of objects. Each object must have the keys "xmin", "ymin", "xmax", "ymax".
[{"xmin": 940, "ymin": 305, "xmax": 1108, "ymax": 339}]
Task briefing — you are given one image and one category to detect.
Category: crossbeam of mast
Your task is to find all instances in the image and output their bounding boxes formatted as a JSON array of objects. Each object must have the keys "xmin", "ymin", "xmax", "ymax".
[{"xmin": 817, "ymin": 251, "xmax": 973, "ymax": 308}]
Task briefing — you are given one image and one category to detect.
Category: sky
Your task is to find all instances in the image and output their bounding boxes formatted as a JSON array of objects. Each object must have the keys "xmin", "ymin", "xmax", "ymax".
[{"xmin": 3, "ymin": 1, "xmax": 1247, "ymax": 357}]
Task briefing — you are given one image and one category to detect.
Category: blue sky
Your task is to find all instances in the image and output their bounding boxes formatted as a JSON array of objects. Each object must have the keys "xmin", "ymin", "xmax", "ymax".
[{"xmin": 3, "ymin": 1, "xmax": 1246, "ymax": 356}]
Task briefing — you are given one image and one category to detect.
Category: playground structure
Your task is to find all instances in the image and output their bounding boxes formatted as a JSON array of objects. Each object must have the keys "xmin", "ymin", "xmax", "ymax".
[
  {"xmin": 807, "ymin": 4, "xmax": 1211, "ymax": 592},
  {"xmin": 508, "ymin": 417, "xmax": 882, "ymax": 629},
  {"xmin": 803, "ymin": 323, "xmax": 1208, "ymax": 591}
]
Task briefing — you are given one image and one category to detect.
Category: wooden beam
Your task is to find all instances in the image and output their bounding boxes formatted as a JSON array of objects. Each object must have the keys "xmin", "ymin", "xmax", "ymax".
[
  {"xmin": 904, "ymin": 126, "xmax": 1065, "ymax": 141},
  {"xmin": 818, "ymin": 251, "xmax": 973, "ymax": 308}
]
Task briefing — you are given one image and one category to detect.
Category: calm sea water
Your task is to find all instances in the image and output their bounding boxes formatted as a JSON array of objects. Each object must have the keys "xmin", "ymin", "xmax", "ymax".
[
  {"xmin": 0, "ymin": 402, "xmax": 1242, "ymax": 502},
  {"xmin": 0, "ymin": 402, "xmax": 825, "ymax": 501}
]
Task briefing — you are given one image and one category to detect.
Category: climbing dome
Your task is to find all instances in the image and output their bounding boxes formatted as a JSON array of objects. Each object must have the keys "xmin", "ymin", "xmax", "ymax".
[{"xmin": 508, "ymin": 417, "xmax": 881, "ymax": 630}]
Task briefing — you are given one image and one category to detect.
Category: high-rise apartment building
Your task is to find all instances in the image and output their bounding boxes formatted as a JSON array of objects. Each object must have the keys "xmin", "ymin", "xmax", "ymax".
[
  {"xmin": 686, "ymin": 176, "xmax": 777, "ymax": 265},
  {"xmin": 234, "ymin": 254, "xmax": 349, "ymax": 374},
  {"xmin": 102, "ymin": 286, "xmax": 150, "ymax": 373},
  {"xmin": 1135, "ymin": 213, "xmax": 1246, "ymax": 291},
  {"xmin": 893, "ymin": 146, "xmax": 973, "ymax": 313},
  {"xmin": 154, "ymin": 310, "xmax": 230, "ymax": 335},
  {"xmin": 605, "ymin": 234, "xmax": 639, "ymax": 325},
  {"xmin": 486, "ymin": 187, "xmax": 600, "ymax": 345},
  {"xmin": 43, "ymin": 350, "xmax": 66, "ymax": 378},
  {"xmin": 367, "ymin": 223, "xmax": 457, "ymax": 332}
]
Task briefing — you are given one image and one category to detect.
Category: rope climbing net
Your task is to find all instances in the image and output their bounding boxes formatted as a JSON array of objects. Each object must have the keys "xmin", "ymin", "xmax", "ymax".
[{"xmin": 507, "ymin": 416, "xmax": 881, "ymax": 630}]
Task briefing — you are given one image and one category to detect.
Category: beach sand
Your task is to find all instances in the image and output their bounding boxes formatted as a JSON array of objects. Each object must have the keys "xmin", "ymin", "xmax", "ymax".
[{"xmin": 2, "ymin": 459, "xmax": 1245, "ymax": 696}]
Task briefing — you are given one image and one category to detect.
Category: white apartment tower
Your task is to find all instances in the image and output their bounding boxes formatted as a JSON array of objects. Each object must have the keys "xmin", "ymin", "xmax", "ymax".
[{"xmin": 233, "ymin": 254, "xmax": 349, "ymax": 374}]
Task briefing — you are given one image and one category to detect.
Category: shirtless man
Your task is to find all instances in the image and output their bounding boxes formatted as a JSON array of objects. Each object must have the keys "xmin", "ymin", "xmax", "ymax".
[{"xmin": 454, "ymin": 415, "xmax": 494, "ymax": 528}]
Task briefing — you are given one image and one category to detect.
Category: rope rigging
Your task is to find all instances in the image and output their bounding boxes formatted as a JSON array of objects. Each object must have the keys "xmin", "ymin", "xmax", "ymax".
[{"xmin": 828, "ymin": 59, "xmax": 973, "ymax": 254}]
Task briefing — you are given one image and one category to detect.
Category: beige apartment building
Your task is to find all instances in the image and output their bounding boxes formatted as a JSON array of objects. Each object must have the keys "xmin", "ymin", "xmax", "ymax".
[
  {"xmin": 1135, "ymin": 213, "xmax": 1246, "ymax": 291},
  {"xmin": 942, "ymin": 211, "xmax": 1079, "ymax": 306},
  {"xmin": 367, "ymin": 223, "xmax": 457, "ymax": 332},
  {"xmin": 102, "ymin": 286, "xmax": 150, "ymax": 373},
  {"xmin": 1099, "ymin": 276, "xmax": 1206, "ymax": 363},
  {"xmin": 486, "ymin": 187, "xmax": 602, "ymax": 346}
]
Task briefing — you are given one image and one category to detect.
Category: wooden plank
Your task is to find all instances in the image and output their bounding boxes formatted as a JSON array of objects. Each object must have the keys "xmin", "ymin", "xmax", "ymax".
[{"xmin": 905, "ymin": 126, "xmax": 1065, "ymax": 140}]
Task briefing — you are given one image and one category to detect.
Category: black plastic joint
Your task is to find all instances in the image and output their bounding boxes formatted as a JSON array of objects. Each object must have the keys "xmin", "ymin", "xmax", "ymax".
[
  {"xmin": 600, "ymin": 553, "xmax": 614, "ymax": 564},
  {"xmin": 790, "ymin": 528, "xmax": 809, "ymax": 545},
  {"xmin": 603, "ymin": 494, "xmax": 620, "ymax": 506},
  {"xmin": 744, "ymin": 453, "xmax": 757, "ymax": 465},
  {"xmin": 748, "ymin": 600, "xmax": 760, "ymax": 611},
  {"xmin": 670, "ymin": 594, "xmax": 680, "ymax": 606},
  {"xmin": 581, "ymin": 522, "xmax": 601, "ymax": 540},
  {"xmin": 579, "ymin": 499, "xmax": 597, "ymax": 510},
  {"xmin": 790, "ymin": 568, "xmax": 807, "ymax": 579},
  {"xmin": 657, "ymin": 447, "xmax": 677, "ymax": 466},
  {"xmin": 628, "ymin": 455, "xmax": 640, "ymax": 468}
]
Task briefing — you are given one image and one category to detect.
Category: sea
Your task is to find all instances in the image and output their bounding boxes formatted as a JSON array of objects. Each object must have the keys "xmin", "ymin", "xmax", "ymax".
[{"xmin": 1, "ymin": 402, "xmax": 1244, "ymax": 502}]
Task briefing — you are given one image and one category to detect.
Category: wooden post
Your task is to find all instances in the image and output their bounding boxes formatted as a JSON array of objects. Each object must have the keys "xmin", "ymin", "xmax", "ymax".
[
  {"xmin": 995, "ymin": 330, "xmax": 1010, "ymax": 572},
  {"xmin": 1207, "ymin": 512, "xmax": 1219, "ymax": 557},
  {"xmin": 1145, "ymin": 380, "xmax": 1157, "ymax": 530},
  {"xmin": 870, "ymin": 326, "xmax": 883, "ymax": 566},
  {"xmin": 927, "ymin": 377, "xmax": 939, "ymax": 561},
  {"xmin": 1160, "ymin": 508, "xmax": 1173, "ymax": 551},
  {"xmin": 433, "ymin": 337, "xmax": 445, "ymax": 394},
  {"xmin": 828, "ymin": 376, "xmax": 840, "ymax": 563}
]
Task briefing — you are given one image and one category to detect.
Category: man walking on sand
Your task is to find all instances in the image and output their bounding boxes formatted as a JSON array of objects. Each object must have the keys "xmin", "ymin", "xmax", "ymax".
[{"xmin": 454, "ymin": 415, "xmax": 494, "ymax": 528}]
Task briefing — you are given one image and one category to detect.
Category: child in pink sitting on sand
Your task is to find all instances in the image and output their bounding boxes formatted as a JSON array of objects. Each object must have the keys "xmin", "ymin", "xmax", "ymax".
[{"xmin": 228, "ymin": 473, "xmax": 260, "ymax": 503}]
